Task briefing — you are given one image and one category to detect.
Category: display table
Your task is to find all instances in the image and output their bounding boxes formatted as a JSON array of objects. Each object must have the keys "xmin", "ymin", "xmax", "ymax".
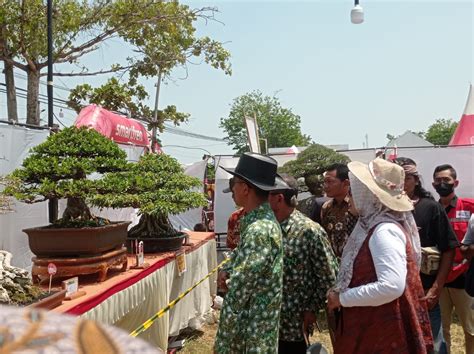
[{"xmin": 54, "ymin": 232, "xmax": 217, "ymax": 351}]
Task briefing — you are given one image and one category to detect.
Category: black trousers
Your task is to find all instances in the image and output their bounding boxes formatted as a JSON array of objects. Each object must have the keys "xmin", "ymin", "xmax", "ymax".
[{"xmin": 278, "ymin": 339, "xmax": 307, "ymax": 354}]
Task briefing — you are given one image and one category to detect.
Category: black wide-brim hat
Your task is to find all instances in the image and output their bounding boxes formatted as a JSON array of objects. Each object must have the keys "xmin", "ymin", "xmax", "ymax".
[{"xmin": 220, "ymin": 152, "xmax": 281, "ymax": 191}]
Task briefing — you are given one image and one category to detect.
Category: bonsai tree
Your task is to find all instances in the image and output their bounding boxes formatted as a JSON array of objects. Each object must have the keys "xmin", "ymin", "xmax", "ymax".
[
  {"xmin": 93, "ymin": 153, "xmax": 207, "ymax": 238},
  {"xmin": 279, "ymin": 143, "xmax": 350, "ymax": 196},
  {"xmin": 0, "ymin": 177, "xmax": 15, "ymax": 214},
  {"xmin": 3, "ymin": 126, "xmax": 129, "ymax": 227}
]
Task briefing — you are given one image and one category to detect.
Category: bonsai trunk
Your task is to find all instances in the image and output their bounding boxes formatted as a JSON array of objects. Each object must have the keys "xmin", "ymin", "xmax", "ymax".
[
  {"xmin": 128, "ymin": 213, "xmax": 179, "ymax": 238},
  {"xmin": 62, "ymin": 197, "xmax": 92, "ymax": 223}
]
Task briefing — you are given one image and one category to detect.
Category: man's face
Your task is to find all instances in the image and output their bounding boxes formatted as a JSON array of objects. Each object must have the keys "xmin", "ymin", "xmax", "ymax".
[
  {"xmin": 231, "ymin": 177, "xmax": 249, "ymax": 207},
  {"xmin": 323, "ymin": 170, "xmax": 347, "ymax": 198},
  {"xmin": 433, "ymin": 170, "xmax": 456, "ymax": 185},
  {"xmin": 268, "ymin": 191, "xmax": 283, "ymax": 213},
  {"xmin": 432, "ymin": 169, "xmax": 458, "ymax": 197}
]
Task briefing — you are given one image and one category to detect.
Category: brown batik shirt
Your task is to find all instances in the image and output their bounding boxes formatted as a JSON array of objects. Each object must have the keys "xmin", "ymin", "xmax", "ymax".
[{"xmin": 321, "ymin": 196, "xmax": 358, "ymax": 259}]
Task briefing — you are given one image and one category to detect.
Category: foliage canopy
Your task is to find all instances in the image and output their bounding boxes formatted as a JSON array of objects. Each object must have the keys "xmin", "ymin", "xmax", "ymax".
[
  {"xmin": 219, "ymin": 91, "xmax": 311, "ymax": 153},
  {"xmin": 280, "ymin": 144, "xmax": 350, "ymax": 195},
  {"xmin": 3, "ymin": 127, "xmax": 206, "ymax": 231},
  {"xmin": 0, "ymin": 0, "xmax": 231, "ymax": 125},
  {"xmin": 424, "ymin": 118, "xmax": 458, "ymax": 146}
]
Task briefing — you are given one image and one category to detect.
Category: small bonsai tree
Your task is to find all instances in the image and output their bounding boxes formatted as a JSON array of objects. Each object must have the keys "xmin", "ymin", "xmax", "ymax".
[
  {"xmin": 0, "ymin": 177, "xmax": 15, "ymax": 214},
  {"xmin": 93, "ymin": 153, "xmax": 207, "ymax": 238},
  {"xmin": 279, "ymin": 143, "xmax": 350, "ymax": 196},
  {"xmin": 3, "ymin": 126, "xmax": 129, "ymax": 227}
]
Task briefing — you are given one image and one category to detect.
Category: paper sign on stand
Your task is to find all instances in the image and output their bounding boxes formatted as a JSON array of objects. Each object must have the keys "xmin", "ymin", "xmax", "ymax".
[
  {"xmin": 47, "ymin": 263, "xmax": 57, "ymax": 293},
  {"xmin": 176, "ymin": 251, "xmax": 187, "ymax": 276},
  {"xmin": 137, "ymin": 241, "xmax": 144, "ymax": 267}
]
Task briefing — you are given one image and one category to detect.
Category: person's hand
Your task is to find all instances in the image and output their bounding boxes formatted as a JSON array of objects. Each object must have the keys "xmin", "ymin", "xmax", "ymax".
[
  {"xmin": 420, "ymin": 285, "xmax": 441, "ymax": 310},
  {"xmin": 303, "ymin": 311, "xmax": 316, "ymax": 335},
  {"xmin": 326, "ymin": 289, "xmax": 341, "ymax": 311},
  {"xmin": 217, "ymin": 271, "xmax": 229, "ymax": 293}
]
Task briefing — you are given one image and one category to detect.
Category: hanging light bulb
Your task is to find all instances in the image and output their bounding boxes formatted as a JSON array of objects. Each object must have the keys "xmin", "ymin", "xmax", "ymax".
[{"xmin": 351, "ymin": 0, "xmax": 364, "ymax": 24}]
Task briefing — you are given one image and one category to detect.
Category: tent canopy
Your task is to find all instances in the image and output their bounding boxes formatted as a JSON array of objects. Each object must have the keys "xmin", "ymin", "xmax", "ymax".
[
  {"xmin": 450, "ymin": 84, "xmax": 474, "ymax": 146},
  {"xmin": 75, "ymin": 105, "xmax": 149, "ymax": 147}
]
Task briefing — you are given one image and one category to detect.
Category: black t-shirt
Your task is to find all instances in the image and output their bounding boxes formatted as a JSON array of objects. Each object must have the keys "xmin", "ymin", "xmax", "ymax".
[{"xmin": 412, "ymin": 197, "xmax": 459, "ymax": 289}]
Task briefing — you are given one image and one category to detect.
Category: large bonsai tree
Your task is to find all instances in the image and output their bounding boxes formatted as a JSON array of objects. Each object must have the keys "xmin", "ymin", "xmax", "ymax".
[
  {"xmin": 280, "ymin": 143, "xmax": 350, "ymax": 196},
  {"xmin": 93, "ymin": 153, "xmax": 207, "ymax": 238},
  {"xmin": 3, "ymin": 126, "xmax": 129, "ymax": 227}
]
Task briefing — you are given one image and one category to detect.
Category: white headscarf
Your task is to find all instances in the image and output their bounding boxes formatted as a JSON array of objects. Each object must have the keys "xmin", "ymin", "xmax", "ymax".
[{"xmin": 334, "ymin": 172, "xmax": 421, "ymax": 292}]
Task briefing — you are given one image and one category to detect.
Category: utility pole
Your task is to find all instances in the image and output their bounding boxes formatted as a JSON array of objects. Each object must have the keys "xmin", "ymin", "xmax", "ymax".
[
  {"xmin": 47, "ymin": 0, "xmax": 57, "ymax": 222},
  {"xmin": 151, "ymin": 68, "xmax": 162, "ymax": 153},
  {"xmin": 365, "ymin": 133, "xmax": 369, "ymax": 148}
]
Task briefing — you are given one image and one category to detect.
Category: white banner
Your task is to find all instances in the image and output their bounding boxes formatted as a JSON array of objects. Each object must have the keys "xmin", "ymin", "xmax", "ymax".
[{"xmin": 244, "ymin": 116, "xmax": 260, "ymax": 153}]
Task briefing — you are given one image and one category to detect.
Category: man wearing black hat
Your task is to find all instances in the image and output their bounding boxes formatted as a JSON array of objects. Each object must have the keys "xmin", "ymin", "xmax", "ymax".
[{"xmin": 215, "ymin": 153, "xmax": 285, "ymax": 353}]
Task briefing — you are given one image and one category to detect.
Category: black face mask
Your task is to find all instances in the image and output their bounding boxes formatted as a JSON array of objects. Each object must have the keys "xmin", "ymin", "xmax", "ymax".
[{"xmin": 434, "ymin": 182, "xmax": 455, "ymax": 197}]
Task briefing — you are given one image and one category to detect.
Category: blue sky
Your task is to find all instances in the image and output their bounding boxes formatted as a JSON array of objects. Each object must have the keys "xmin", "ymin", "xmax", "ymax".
[{"xmin": 1, "ymin": 1, "xmax": 473, "ymax": 163}]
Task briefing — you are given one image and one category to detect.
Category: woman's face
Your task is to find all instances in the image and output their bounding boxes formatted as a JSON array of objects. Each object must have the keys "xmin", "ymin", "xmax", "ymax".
[{"xmin": 404, "ymin": 174, "xmax": 417, "ymax": 197}]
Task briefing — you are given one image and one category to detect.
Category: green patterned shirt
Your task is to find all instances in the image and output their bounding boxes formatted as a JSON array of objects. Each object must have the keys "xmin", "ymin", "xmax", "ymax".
[
  {"xmin": 215, "ymin": 202, "xmax": 283, "ymax": 353},
  {"xmin": 279, "ymin": 210, "xmax": 338, "ymax": 342}
]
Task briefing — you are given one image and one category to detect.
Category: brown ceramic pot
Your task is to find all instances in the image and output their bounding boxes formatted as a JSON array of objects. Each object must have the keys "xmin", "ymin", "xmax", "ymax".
[
  {"xmin": 126, "ymin": 233, "xmax": 186, "ymax": 253},
  {"xmin": 23, "ymin": 222, "xmax": 130, "ymax": 257}
]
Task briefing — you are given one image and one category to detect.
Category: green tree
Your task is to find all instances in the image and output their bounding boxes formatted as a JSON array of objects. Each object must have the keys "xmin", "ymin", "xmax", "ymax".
[
  {"xmin": 424, "ymin": 118, "xmax": 458, "ymax": 145},
  {"xmin": 280, "ymin": 144, "xmax": 350, "ymax": 196},
  {"xmin": 0, "ymin": 1, "xmax": 231, "ymax": 125},
  {"xmin": 3, "ymin": 126, "xmax": 129, "ymax": 227},
  {"xmin": 94, "ymin": 153, "xmax": 207, "ymax": 238},
  {"xmin": 67, "ymin": 78, "xmax": 189, "ymax": 132},
  {"xmin": 219, "ymin": 91, "xmax": 311, "ymax": 153}
]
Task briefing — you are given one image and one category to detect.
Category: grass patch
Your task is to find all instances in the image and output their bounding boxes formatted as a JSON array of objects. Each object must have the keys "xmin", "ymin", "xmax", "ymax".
[{"xmin": 177, "ymin": 311, "xmax": 466, "ymax": 353}]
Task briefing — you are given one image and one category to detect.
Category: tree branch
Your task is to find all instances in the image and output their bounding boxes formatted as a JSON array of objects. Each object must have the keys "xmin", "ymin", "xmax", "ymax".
[{"xmin": 48, "ymin": 65, "xmax": 133, "ymax": 77}]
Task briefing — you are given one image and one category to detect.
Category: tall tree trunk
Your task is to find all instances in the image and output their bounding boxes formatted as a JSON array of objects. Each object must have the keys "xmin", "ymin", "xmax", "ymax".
[
  {"xmin": 4, "ymin": 61, "xmax": 18, "ymax": 123},
  {"xmin": 26, "ymin": 68, "xmax": 40, "ymax": 126}
]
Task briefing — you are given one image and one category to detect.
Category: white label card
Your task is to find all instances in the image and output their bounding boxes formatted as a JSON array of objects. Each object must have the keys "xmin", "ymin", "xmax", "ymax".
[{"xmin": 62, "ymin": 277, "xmax": 79, "ymax": 297}]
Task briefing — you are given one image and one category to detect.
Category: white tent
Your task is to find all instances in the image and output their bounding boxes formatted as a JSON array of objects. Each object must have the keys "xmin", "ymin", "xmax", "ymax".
[
  {"xmin": 213, "ymin": 146, "xmax": 474, "ymax": 238},
  {"xmin": 387, "ymin": 131, "xmax": 433, "ymax": 147}
]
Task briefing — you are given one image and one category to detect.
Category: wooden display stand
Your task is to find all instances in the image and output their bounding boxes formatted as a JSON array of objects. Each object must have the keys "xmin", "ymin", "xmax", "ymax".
[{"xmin": 32, "ymin": 247, "xmax": 128, "ymax": 284}]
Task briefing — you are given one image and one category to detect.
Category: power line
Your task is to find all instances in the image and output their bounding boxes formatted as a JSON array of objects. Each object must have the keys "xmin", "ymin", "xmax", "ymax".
[
  {"xmin": 0, "ymin": 80, "xmax": 226, "ymax": 142},
  {"xmin": 163, "ymin": 123, "xmax": 225, "ymax": 142},
  {"xmin": 0, "ymin": 83, "xmax": 72, "ymax": 106},
  {"xmin": 0, "ymin": 88, "xmax": 74, "ymax": 112},
  {"xmin": 162, "ymin": 145, "xmax": 212, "ymax": 155},
  {"xmin": 6, "ymin": 70, "xmax": 72, "ymax": 92}
]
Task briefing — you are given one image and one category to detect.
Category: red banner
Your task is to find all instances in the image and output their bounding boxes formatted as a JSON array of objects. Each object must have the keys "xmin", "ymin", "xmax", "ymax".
[{"xmin": 74, "ymin": 105, "xmax": 149, "ymax": 147}]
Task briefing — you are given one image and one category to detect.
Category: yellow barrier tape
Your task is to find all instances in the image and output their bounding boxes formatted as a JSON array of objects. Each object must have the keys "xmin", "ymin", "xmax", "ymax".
[{"xmin": 130, "ymin": 258, "xmax": 229, "ymax": 337}]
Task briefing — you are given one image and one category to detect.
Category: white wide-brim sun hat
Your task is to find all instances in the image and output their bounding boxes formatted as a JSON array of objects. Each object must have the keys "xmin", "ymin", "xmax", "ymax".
[{"xmin": 348, "ymin": 158, "xmax": 413, "ymax": 212}]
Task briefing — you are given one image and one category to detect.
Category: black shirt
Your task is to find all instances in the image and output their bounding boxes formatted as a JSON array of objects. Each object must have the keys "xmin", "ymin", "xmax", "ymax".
[{"xmin": 412, "ymin": 197, "xmax": 459, "ymax": 289}]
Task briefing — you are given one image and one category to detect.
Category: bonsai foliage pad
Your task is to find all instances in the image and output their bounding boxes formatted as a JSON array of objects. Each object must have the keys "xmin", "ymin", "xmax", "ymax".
[{"xmin": 31, "ymin": 247, "xmax": 128, "ymax": 283}]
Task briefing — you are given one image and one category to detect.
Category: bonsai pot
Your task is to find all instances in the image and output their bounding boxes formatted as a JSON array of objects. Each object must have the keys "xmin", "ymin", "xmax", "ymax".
[
  {"xmin": 127, "ymin": 233, "xmax": 186, "ymax": 253},
  {"xmin": 23, "ymin": 222, "xmax": 131, "ymax": 257},
  {"xmin": 29, "ymin": 289, "xmax": 67, "ymax": 310}
]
